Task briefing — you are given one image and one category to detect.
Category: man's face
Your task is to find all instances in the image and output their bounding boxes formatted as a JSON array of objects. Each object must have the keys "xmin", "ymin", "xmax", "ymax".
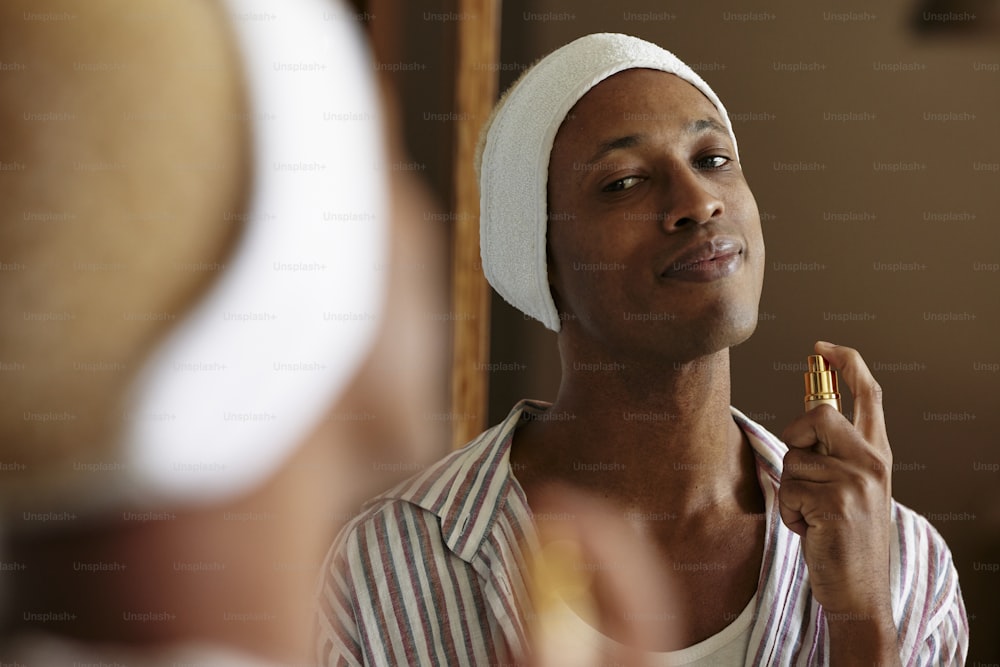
[{"xmin": 546, "ymin": 69, "xmax": 765, "ymax": 364}]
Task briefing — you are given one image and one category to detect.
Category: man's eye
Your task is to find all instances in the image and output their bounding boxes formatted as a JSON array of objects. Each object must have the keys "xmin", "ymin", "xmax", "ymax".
[
  {"xmin": 602, "ymin": 176, "xmax": 643, "ymax": 192},
  {"xmin": 696, "ymin": 155, "xmax": 731, "ymax": 169}
]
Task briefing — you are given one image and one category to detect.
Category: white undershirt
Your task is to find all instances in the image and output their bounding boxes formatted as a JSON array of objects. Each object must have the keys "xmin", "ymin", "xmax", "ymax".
[{"xmin": 552, "ymin": 593, "xmax": 756, "ymax": 666}]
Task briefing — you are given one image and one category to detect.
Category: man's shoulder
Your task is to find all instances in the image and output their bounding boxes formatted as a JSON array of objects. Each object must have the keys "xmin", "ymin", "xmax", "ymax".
[
  {"xmin": 332, "ymin": 442, "xmax": 490, "ymax": 555},
  {"xmin": 333, "ymin": 401, "xmax": 541, "ymax": 562},
  {"xmin": 371, "ymin": 417, "xmax": 511, "ymax": 509},
  {"xmin": 888, "ymin": 498, "xmax": 967, "ymax": 661},
  {"xmin": 890, "ymin": 499, "xmax": 959, "ymax": 568},
  {"xmin": 888, "ymin": 500, "xmax": 961, "ymax": 599}
]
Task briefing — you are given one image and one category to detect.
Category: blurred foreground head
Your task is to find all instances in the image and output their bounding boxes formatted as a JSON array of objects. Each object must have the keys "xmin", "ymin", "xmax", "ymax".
[
  {"xmin": 0, "ymin": 0, "xmax": 388, "ymax": 515},
  {"xmin": 0, "ymin": 0, "xmax": 446, "ymax": 661}
]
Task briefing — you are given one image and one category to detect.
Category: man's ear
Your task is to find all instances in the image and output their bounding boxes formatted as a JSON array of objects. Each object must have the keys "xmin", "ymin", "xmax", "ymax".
[{"xmin": 544, "ymin": 241, "xmax": 566, "ymax": 317}]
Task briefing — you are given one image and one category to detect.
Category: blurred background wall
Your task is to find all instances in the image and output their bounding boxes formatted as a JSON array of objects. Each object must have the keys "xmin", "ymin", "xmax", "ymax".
[{"xmin": 364, "ymin": 0, "xmax": 999, "ymax": 660}]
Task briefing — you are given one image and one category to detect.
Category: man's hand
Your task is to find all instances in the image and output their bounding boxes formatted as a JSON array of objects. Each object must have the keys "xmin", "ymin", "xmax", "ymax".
[{"xmin": 779, "ymin": 341, "xmax": 901, "ymax": 664}]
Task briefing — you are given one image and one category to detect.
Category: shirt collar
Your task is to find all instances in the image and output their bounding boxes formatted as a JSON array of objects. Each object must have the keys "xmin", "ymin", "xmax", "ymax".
[
  {"xmin": 378, "ymin": 399, "xmax": 543, "ymax": 561},
  {"xmin": 386, "ymin": 401, "xmax": 789, "ymax": 563}
]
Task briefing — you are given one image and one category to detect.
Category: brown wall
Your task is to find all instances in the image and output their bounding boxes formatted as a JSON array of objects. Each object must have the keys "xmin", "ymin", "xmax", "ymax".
[{"xmin": 384, "ymin": 0, "xmax": 999, "ymax": 661}]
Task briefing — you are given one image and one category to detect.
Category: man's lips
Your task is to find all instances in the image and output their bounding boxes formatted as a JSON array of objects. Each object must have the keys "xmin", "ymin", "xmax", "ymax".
[{"xmin": 660, "ymin": 236, "xmax": 745, "ymax": 282}]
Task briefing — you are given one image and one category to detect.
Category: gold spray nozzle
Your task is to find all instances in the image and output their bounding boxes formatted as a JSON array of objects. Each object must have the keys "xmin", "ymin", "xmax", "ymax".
[{"xmin": 804, "ymin": 355, "xmax": 841, "ymax": 413}]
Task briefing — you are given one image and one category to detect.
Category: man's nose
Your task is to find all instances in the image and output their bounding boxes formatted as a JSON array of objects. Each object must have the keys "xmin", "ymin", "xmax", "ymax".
[{"xmin": 658, "ymin": 167, "xmax": 725, "ymax": 231}]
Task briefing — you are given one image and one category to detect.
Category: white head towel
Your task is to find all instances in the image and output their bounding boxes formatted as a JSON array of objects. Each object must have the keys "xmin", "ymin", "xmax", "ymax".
[{"xmin": 478, "ymin": 33, "xmax": 739, "ymax": 332}]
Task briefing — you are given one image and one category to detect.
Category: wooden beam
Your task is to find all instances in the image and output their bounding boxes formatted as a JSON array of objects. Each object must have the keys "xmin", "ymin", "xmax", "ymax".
[{"xmin": 450, "ymin": 0, "xmax": 501, "ymax": 448}]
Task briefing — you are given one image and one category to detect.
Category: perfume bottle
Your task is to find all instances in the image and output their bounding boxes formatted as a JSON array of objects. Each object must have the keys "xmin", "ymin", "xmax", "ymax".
[{"xmin": 804, "ymin": 355, "xmax": 841, "ymax": 413}]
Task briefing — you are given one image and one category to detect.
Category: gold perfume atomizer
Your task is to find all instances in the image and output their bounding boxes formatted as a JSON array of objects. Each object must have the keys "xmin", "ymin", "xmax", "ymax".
[{"xmin": 804, "ymin": 355, "xmax": 841, "ymax": 413}]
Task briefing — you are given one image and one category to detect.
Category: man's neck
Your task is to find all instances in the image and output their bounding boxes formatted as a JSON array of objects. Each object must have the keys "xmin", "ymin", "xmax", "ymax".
[{"xmin": 512, "ymin": 347, "xmax": 758, "ymax": 516}]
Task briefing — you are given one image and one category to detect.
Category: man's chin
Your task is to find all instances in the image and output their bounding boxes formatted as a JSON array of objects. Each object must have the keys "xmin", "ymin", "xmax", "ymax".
[
  {"xmin": 668, "ymin": 308, "xmax": 761, "ymax": 364},
  {"xmin": 729, "ymin": 312, "xmax": 760, "ymax": 348}
]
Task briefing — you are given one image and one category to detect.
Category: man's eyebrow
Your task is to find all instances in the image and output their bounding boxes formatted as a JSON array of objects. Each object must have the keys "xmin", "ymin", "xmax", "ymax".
[
  {"xmin": 587, "ymin": 118, "xmax": 729, "ymax": 164},
  {"xmin": 687, "ymin": 118, "xmax": 729, "ymax": 136},
  {"xmin": 585, "ymin": 134, "xmax": 644, "ymax": 165},
  {"xmin": 584, "ymin": 120, "xmax": 728, "ymax": 166}
]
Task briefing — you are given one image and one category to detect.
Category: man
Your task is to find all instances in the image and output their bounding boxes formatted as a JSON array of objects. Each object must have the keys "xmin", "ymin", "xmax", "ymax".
[{"xmin": 317, "ymin": 33, "xmax": 967, "ymax": 666}]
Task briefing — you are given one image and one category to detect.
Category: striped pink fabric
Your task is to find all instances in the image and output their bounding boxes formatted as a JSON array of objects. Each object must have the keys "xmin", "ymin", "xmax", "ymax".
[{"xmin": 316, "ymin": 400, "xmax": 968, "ymax": 666}]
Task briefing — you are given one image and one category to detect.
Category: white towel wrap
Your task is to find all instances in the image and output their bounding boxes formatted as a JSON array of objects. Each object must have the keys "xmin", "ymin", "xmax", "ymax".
[{"xmin": 113, "ymin": 0, "xmax": 388, "ymax": 509}]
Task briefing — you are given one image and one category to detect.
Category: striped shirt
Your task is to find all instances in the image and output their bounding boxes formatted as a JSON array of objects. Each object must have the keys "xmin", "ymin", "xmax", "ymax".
[{"xmin": 316, "ymin": 400, "xmax": 968, "ymax": 666}]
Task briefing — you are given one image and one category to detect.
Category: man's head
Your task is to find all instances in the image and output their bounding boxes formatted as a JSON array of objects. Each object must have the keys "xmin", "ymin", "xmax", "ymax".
[
  {"xmin": 547, "ymin": 68, "xmax": 764, "ymax": 363},
  {"xmin": 478, "ymin": 33, "xmax": 764, "ymax": 362}
]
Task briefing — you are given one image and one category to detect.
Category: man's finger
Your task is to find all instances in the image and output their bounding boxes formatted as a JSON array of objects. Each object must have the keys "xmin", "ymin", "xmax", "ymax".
[
  {"xmin": 781, "ymin": 405, "xmax": 857, "ymax": 459},
  {"xmin": 782, "ymin": 448, "xmax": 842, "ymax": 482},
  {"xmin": 814, "ymin": 341, "xmax": 888, "ymax": 450},
  {"xmin": 778, "ymin": 479, "xmax": 810, "ymax": 536}
]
